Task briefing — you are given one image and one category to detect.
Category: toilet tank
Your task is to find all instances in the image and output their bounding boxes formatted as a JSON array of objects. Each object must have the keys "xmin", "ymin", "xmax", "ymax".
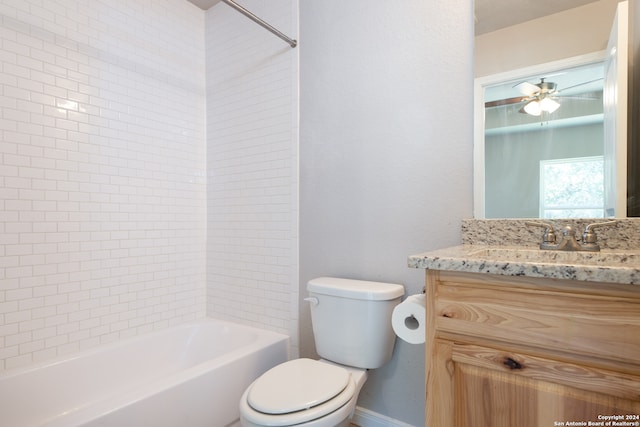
[{"xmin": 306, "ymin": 277, "xmax": 405, "ymax": 369}]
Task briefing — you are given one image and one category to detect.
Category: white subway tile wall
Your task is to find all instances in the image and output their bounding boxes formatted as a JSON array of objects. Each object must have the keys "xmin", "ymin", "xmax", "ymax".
[
  {"xmin": 0, "ymin": 0, "xmax": 207, "ymax": 370},
  {"xmin": 205, "ymin": 1, "xmax": 299, "ymax": 355}
]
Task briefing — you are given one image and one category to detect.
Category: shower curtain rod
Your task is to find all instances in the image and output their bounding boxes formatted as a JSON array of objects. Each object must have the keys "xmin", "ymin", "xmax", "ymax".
[{"xmin": 221, "ymin": 0, "xmax": 297, "ymax": 48}]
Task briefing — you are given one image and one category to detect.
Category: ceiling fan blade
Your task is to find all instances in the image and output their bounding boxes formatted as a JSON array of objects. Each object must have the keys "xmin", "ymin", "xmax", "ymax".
[
  {"xmin": 484, "ymin": 96, "xmax": 526, "ymax": 108},
  {"xmin": 556, "ymin": 77, "xmax": 604, "ymax": 93},
  {"xmin": 513, "ymin": 81, "xmax": 540, "ymax": 96}
]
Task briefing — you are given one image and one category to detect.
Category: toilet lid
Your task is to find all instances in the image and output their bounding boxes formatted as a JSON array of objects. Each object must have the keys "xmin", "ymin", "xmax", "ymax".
[{"xmin": 247, "ymin": 358, "xmax": 350, "ymax": 415}]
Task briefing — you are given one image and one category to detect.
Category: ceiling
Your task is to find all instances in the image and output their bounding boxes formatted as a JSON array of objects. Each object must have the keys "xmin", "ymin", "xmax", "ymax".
[
  {"xmin": 187, "ymin": 0, "xmax": 220, "ymax": 10},
  {"xmin": 187, "ymin": 0, "xmax": 601, "ymax": 36},
  {"xmin": 474, "ymin": 0, "xmax": 601, "ymax": 35}
]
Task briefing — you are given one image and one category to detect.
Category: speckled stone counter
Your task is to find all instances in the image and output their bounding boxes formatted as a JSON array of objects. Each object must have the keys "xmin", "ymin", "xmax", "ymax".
[{"xmin": 408, "ymin": 218, "xmax": 640, "ymax": 285}]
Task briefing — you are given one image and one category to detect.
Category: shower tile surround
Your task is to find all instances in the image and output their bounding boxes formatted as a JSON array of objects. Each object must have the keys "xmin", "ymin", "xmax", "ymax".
[
  {"xmin": 0, "ymin": 0, "xmax": 299, "ymax": 371},
  {"xmin": 205, "ymin": 1, "xmax": 299, "ymax": 354},
  {"xmin": 0, "ymin": 0, "xmax": 207, "ymax": 371}
]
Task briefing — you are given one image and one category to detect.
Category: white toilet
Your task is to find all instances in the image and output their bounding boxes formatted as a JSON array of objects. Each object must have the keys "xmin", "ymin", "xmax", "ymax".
[{"xmin": 239, "ymin": 277, "xmax": 404, "ymax": 427}]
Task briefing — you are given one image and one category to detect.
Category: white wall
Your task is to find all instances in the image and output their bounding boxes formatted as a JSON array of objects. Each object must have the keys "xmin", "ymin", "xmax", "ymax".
[
  {"xmin": 299, "ymin": 1, "xmax": 474, "ymax": 425},
  {"xmin": 0, "ymin": 0, "xmax": 206, "ymax": 371},
  {"xmin": 205, "ymin": 1, "xmax": 300, "ymax": 355}
]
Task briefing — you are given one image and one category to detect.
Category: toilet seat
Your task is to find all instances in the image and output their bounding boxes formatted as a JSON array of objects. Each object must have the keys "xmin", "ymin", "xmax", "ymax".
[{"xmin": 240, "ymin": 359, "xmax": 356, "ymax": 426}]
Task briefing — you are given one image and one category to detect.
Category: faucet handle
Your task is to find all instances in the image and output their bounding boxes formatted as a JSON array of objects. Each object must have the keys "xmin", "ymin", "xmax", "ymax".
[
  {"xmin": 582, "ymin": 220, "xmax": 618, "ymax": 245},
  {"xmin": 525, "ymin": 221, "xmax": 557, "ymax": 246}
]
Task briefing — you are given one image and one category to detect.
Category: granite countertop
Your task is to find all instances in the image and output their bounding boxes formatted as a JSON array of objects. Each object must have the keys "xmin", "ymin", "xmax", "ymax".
[
  {"xmin": 408, "ymin": 245, "xmax": 640, "ymax": 285},
  {"xmin": 408, "ymin": 219, "xmax": 640, "ymax": 285}
]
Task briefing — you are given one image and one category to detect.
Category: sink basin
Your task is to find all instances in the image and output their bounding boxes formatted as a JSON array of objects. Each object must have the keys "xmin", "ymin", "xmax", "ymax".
[{"xmin": 467, "ymin": 247, "xmax": 640, "ymax": 267}]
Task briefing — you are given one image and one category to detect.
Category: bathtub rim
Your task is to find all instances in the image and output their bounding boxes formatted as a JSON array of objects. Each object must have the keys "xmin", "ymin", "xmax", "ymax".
[
  {"xmin": 0, "ymin": 318, "xmax": 290, "ymax": 427},
  {"xmin": 0, "ymin": 317, "xmax": 289, "ymax": 379}
]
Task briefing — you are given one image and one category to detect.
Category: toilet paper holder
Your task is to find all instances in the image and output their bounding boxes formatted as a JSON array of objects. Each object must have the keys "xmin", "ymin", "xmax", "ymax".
[
  {"xmin": 404, "ymin": 315, "xmax": 420, "ymax": 330},
  {"xmin": 403, "ymin": 287, "xmax": 424, "ymax": 331},
  {"xmin": 392, "ymin": 293, "xmax": 426, "ymax": 344}
]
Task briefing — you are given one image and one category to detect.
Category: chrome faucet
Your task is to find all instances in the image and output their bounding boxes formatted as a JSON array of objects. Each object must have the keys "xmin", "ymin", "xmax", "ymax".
[{"xmin": 526, "ymin": 220, "xmax": 617, "ymax": 252}]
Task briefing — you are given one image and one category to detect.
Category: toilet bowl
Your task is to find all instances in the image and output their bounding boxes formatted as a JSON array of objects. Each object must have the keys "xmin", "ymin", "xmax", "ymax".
[
  {"xmin": 238, "ymin": 277, "xmax": 404, "ymax": 427},
  {"xmin": 239, "ymin": 359, "xmax": 368, "ymax": 427}
]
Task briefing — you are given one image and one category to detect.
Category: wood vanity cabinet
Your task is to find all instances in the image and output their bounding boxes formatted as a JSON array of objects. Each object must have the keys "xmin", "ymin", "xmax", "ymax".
[{"xmin": 424, "ymin": 270, "xmax": 640, "ymax": 427}]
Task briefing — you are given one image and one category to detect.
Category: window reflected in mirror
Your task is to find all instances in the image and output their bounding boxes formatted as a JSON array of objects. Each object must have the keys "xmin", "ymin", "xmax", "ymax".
[{"xmin": 540, "ymin": 156, "xmax": 604, "ymax": 218}]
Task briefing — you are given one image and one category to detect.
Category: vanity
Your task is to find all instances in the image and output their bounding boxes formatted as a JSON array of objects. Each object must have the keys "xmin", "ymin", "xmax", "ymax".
[{"xmin": 409, "ymin": 219, "xmax": 640, "ymax": 427}]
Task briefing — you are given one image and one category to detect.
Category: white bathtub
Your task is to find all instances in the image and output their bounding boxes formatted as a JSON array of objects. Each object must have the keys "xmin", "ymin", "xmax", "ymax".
[{"xmin": 0, "ymin": 318, "xmax": 289, "ymax": 427}]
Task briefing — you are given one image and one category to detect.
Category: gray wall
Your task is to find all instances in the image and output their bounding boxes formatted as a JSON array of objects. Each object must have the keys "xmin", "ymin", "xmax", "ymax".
[{"xmin": 299, "ymin": 1, "xmax": 474, "ymax": 425}]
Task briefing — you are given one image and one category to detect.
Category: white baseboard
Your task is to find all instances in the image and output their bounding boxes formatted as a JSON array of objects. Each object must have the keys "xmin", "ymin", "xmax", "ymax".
[{"xmin": 352, "ymin": 406, "xmax": 417, "ymax": 427}]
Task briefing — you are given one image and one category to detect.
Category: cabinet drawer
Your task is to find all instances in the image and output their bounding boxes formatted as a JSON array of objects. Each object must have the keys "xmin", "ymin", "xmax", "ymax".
[
  {"xmin": 450, "ymin": 343, "xmax": 640, "ymax": 427},
  {"xmin": 433, "ymin": 273, "xmax": 640, "ymax": 365},
  {"xmin": 452, "ymin": 343, "xmax": 640, "ymax": 401}
]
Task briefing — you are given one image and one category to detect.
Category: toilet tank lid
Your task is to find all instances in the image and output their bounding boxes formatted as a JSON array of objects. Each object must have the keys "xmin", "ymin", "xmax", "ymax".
[{"xmin": 307, "ymin": 277, "xmax": 404, "ymax": 301}]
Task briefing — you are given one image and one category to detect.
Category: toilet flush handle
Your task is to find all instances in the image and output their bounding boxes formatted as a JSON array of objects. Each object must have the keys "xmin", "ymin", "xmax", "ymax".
[{"xmin": 304, "ymin": 297, "xmax": 319, "ymax": 306}]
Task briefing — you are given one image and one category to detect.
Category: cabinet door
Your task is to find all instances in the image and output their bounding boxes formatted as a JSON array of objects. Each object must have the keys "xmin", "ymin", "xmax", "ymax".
[{"xmin": 451, "ymin": 343, "xmax": 640, "ymax": 427}]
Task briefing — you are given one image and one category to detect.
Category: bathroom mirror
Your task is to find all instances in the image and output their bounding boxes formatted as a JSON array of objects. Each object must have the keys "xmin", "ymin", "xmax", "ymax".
[{"xmin": 474, "ymin": 0, "xmax": 633, "ymax": 218}]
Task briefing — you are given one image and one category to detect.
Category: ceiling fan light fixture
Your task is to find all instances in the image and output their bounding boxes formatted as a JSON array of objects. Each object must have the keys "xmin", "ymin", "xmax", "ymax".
[
  {"xmin": 523, "ymin": 100, "xmax": 542, "ymax": 116},
  {"xmin": 540, "ymin": 97, "xmax": 560, "ymax": 113},
  {"xmin": 523, "ymin": 97, "xmax": 560, "ymax": 116}
]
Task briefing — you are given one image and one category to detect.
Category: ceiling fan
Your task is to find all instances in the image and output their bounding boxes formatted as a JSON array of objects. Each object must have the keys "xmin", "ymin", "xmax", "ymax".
[{"xmin": 484, "ymin": 77, "xmax": 603, "ymax": 116}]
